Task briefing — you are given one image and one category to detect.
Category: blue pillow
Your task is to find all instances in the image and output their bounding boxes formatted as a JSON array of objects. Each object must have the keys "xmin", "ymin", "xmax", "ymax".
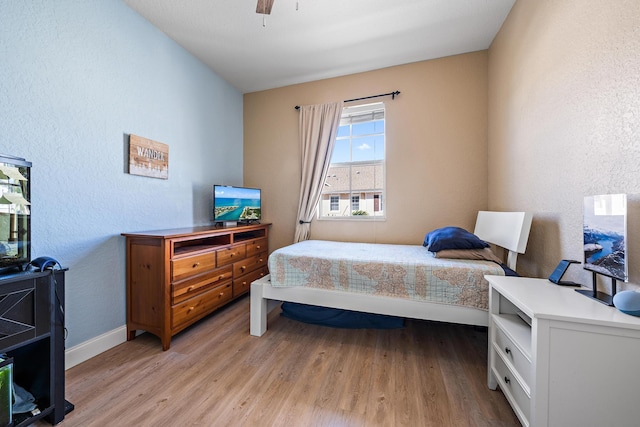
[{"xmin": 423, "ymin": 226, "xmax": 490, "ymax": 252}]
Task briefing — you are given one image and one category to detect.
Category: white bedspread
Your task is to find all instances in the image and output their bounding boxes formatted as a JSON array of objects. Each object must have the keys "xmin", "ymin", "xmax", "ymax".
[{"xmin": 268, "ymin": 240, "xmax": 505, "ymax": 310}]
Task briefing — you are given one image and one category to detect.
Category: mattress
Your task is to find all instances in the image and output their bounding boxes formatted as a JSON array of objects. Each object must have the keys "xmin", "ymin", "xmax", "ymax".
[{"xmin": 268, "ymin": 240, "xmax": 505, "ymax": 311}]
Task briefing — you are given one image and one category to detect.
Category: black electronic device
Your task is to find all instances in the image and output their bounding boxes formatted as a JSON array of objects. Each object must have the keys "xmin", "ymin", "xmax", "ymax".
[
  {"xmin": 29, "ymin": 256, "xmax": 61, "ymax": 272},
  {"xmin": 213, "ymin": 184, "xmax": 261, "ymax": 224},
  {"xmin": 548, "ymin": 259, "xmax": 580, "ymax": 286}
]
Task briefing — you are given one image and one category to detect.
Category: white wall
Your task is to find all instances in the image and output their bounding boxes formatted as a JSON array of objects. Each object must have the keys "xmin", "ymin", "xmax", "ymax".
[{"xmin": 0, "ymin": 0, "xmax": 243, "ymax": 348}]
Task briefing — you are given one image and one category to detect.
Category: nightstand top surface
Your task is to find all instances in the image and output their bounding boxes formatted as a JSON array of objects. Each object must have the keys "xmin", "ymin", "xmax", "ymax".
[{"xmin": 485, "ymin": 275, "xmax": 640, "ymax": 330}]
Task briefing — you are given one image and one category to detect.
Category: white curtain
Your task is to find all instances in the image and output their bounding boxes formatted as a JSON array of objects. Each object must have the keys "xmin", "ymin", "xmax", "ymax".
[{"xmin": 294, "ymin": 101, "xmax": 343, "ymax": 243}]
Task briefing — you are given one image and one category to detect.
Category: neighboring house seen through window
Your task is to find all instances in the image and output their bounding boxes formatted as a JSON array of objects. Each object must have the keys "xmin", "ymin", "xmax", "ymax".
[{"xmin": 319, "ymin": 102, "xmax": 385, "ymax": 219}]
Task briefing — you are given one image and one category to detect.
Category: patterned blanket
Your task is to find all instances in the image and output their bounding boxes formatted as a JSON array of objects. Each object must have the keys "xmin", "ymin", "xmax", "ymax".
[{"xmin": 268, "ymin": 240, "xmax": 505, "ymax": 311}]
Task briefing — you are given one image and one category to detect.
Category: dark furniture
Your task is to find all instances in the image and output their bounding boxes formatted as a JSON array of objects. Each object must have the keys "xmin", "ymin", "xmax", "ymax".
[{"xmin": 0, "ymin": 269, "xmax": 68, "ymax": 426}]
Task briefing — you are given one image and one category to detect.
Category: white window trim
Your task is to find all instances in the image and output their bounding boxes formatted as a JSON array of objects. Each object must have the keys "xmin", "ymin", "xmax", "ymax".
[{"xmin": 318, "ymin": 102, "xmax": 386, "ymax": 220}]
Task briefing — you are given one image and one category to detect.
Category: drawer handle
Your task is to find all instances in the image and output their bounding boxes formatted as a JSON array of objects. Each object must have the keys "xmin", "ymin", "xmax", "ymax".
[
  {"xmin": 505, "ymin": 347, "xmax": 511, "ymax": 355},
  {"xmin": 192, "ymin": 262, "xmax": 200, "ymax": 268},
  {"xmin": 219, "ymin": 275, "xmax": 224, "ymax": 280},
  {"xmin": 504, "ymin": 376, "xmax": 511, "ymax": 385},
  {"xmin": 188, "ymin": 306, "xmax": 194, "ymax": 313},
  {"xmin": 187, "ymin": 286, "xmax": 194, "ymax": 292},
  {"xmin": 256, "ymin": 245, "xmax": 261, "ymax": 249},
  {"xmin": 219, "ymin": 292, "xmax": 224, "ymax": 297},
  {"xmin": 230, "ymin": 253, "xmax": 234, "ymax": 257},
  {"xmin": 259, "ymin": 258, "xmax": 263, "ymax": 263},
  {"xmin": 240, "ymin": 266, "xmax": 246, "ymax": 271},
  {"xmin": 242, "ymin": 281, "xmax": 247, "ymax": 285}
]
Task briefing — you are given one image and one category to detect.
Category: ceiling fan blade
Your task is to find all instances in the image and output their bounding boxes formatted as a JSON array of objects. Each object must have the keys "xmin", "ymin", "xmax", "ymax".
[{"xmin": 256, "ymin": 0, "xmax": 274, "ymax": 15}]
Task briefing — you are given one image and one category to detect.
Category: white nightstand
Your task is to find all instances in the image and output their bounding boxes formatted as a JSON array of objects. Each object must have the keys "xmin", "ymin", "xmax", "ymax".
[{"xmin": 486, "ymin": 275, "xmax": 640, "ymax": 427}]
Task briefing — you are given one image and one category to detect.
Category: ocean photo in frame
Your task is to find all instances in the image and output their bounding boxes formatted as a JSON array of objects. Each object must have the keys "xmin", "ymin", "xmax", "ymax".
[{"xmin": 583, "ymin": 194, "xmax": 628, "ymax": 282}]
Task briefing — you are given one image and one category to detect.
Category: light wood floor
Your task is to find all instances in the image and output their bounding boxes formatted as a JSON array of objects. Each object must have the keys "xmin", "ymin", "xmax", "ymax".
[{"xmin": 52, "ymin": 296, "xmax": 519, "ymax": 427}]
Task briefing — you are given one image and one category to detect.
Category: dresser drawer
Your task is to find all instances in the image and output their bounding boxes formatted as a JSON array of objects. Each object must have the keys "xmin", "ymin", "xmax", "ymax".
[
  {"xmin": 233, "ymin": 266, "xmax": 269, "ymax": 296},
  {"xmin": 494, "ymin": 325, "xmax": 532, "ymax": 387},
  {"xmin": 171, "ymin": 282, "xmax": 233, "ymax": 329},
  {"xmin": 172, "ymin": 265, "xmax": 233, "ymax": 304},
  {"xmin": 217, "ymin": 244, "xmax": 246, "ymax": 267},
  {"xmin": 172, "ymin": 252, "xmax": 216, "ymax": 281},
  {"xmin": 233, "ymin": 252, "xmax": 267, "ymax": 277},
  {"xmin": 246, "ymin": 238, "xmax": 268, "ymax": 257},
  {"xmin": 493, "ymin": 350, "xmax": 530, "ymax": 424}
]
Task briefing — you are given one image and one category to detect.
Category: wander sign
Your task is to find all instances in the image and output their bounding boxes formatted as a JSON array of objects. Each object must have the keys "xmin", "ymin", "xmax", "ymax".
[{"xmin": 129, "ymin": 134, "xmax": 169, "ymax": 179}]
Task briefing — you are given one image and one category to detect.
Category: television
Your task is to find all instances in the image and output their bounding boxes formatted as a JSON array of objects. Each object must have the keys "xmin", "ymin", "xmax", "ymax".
[
  {"xmin": 577, "ymin": 194, "xmax": 627, "ymax": 305},
  {"xmin": 0, "ymin": 154, "xmax": 31, "ymax": 273},
  {"xmin": 213, "ymin": 185, "xmax": 261, "ymax": 224}
]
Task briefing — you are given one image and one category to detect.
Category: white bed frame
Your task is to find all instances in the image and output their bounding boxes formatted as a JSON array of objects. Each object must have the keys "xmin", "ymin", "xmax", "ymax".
[{"xmin": 250, "ymin": 211, "xmax": 533, "ymax": 336}]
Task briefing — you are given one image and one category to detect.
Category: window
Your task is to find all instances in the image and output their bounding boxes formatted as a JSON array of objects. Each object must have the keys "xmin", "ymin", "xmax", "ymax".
[
  {"xmin": 330, "ymin": 195, "xmax": 339, "ymax": 211},
  {"xmin": 319, "ymin": 102, "xmax": 385, "ymax": 219},
  {"xmin": 351, "ymin": 195, "xmax": 360, "ymax": 212}
]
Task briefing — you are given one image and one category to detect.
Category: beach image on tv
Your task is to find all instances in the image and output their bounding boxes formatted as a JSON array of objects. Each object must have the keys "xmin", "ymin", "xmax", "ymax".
[
  {"xmin": 583, "ymin": 194, "xmax": 627, "ymax": 281},
  {"xmin": 214, "ymin": 186, "xmax": 261, "ymax": 221}
]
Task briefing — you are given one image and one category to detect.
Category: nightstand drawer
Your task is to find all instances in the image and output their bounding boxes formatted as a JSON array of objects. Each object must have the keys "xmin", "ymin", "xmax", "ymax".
[
  {"xmin": 493, "ymin": 350, "xmax": 530, "ymax": 423},
  {"xmin": 494, "ymin": 325, "xmax": 532, "ymax": 387}
]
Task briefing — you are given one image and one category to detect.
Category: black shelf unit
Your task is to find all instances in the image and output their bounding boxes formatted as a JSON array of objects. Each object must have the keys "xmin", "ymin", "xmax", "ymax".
[{"xmin": 0, "ymin": 269, "xmax": 69, "ymax": 426}]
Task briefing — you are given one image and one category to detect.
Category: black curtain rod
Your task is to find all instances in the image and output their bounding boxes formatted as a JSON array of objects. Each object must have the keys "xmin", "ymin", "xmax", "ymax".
[{"xmin": 294, "ymin": 90, "xmax": 400, "ymax": 110}]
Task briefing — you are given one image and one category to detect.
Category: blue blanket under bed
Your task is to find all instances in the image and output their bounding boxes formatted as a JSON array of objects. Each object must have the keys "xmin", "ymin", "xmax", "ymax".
[{"xmin": 281, "ymin": 302, "xmax": 405, "ymax": 329}]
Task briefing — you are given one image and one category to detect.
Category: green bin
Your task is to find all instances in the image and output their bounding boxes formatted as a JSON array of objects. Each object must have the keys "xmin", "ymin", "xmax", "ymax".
[{"xmin": 0, "ymin": 356, "xmax": 12, "ymax": 426}]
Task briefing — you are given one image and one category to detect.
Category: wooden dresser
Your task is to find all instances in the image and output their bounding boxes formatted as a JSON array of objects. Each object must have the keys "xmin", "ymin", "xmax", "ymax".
[{"xmin": 123, "ymin": 223, "xmax": 270, "ymax": 350}]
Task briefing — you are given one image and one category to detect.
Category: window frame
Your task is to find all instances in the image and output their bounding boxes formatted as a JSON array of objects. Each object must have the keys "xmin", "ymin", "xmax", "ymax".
[{"xmin": 318, "ymin": 102, "xmax": 386, "ymax": 221}]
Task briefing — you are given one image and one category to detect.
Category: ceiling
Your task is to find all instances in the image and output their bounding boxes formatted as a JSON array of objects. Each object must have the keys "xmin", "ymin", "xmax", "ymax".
[{"xmin": 123, "ymin": 0, "xmax": 515, "ymax": 94}]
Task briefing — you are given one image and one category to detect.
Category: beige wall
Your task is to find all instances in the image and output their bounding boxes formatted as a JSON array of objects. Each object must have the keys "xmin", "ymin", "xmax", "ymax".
[
  {"xmin": 244, "ymin": 52, "xmax": 489, "ymax": 253},
  {"xmin": 489, "ymin": 0, "xmax": 640, "ymax": 291}
]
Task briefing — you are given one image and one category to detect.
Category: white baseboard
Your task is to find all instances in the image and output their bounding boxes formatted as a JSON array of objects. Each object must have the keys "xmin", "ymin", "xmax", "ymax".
[{"xmin": 65, "ymin": 325, "xmax": 127, "ymax": 370}]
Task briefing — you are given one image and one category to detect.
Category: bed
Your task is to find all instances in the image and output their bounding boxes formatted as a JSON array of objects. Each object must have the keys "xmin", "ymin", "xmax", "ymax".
[{"xmin": 250, "ymin": 211, "xmax": 533, "ymax": 336}]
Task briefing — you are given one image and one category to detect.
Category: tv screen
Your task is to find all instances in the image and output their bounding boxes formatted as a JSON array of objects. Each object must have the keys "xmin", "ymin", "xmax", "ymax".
[
  {"xmin": 213, "ymin": 185, "xmax": 261, "ymax": 223},
  {"xmin": 583, "ymin": 194, "xmax": 627, "ymax": 282}
]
